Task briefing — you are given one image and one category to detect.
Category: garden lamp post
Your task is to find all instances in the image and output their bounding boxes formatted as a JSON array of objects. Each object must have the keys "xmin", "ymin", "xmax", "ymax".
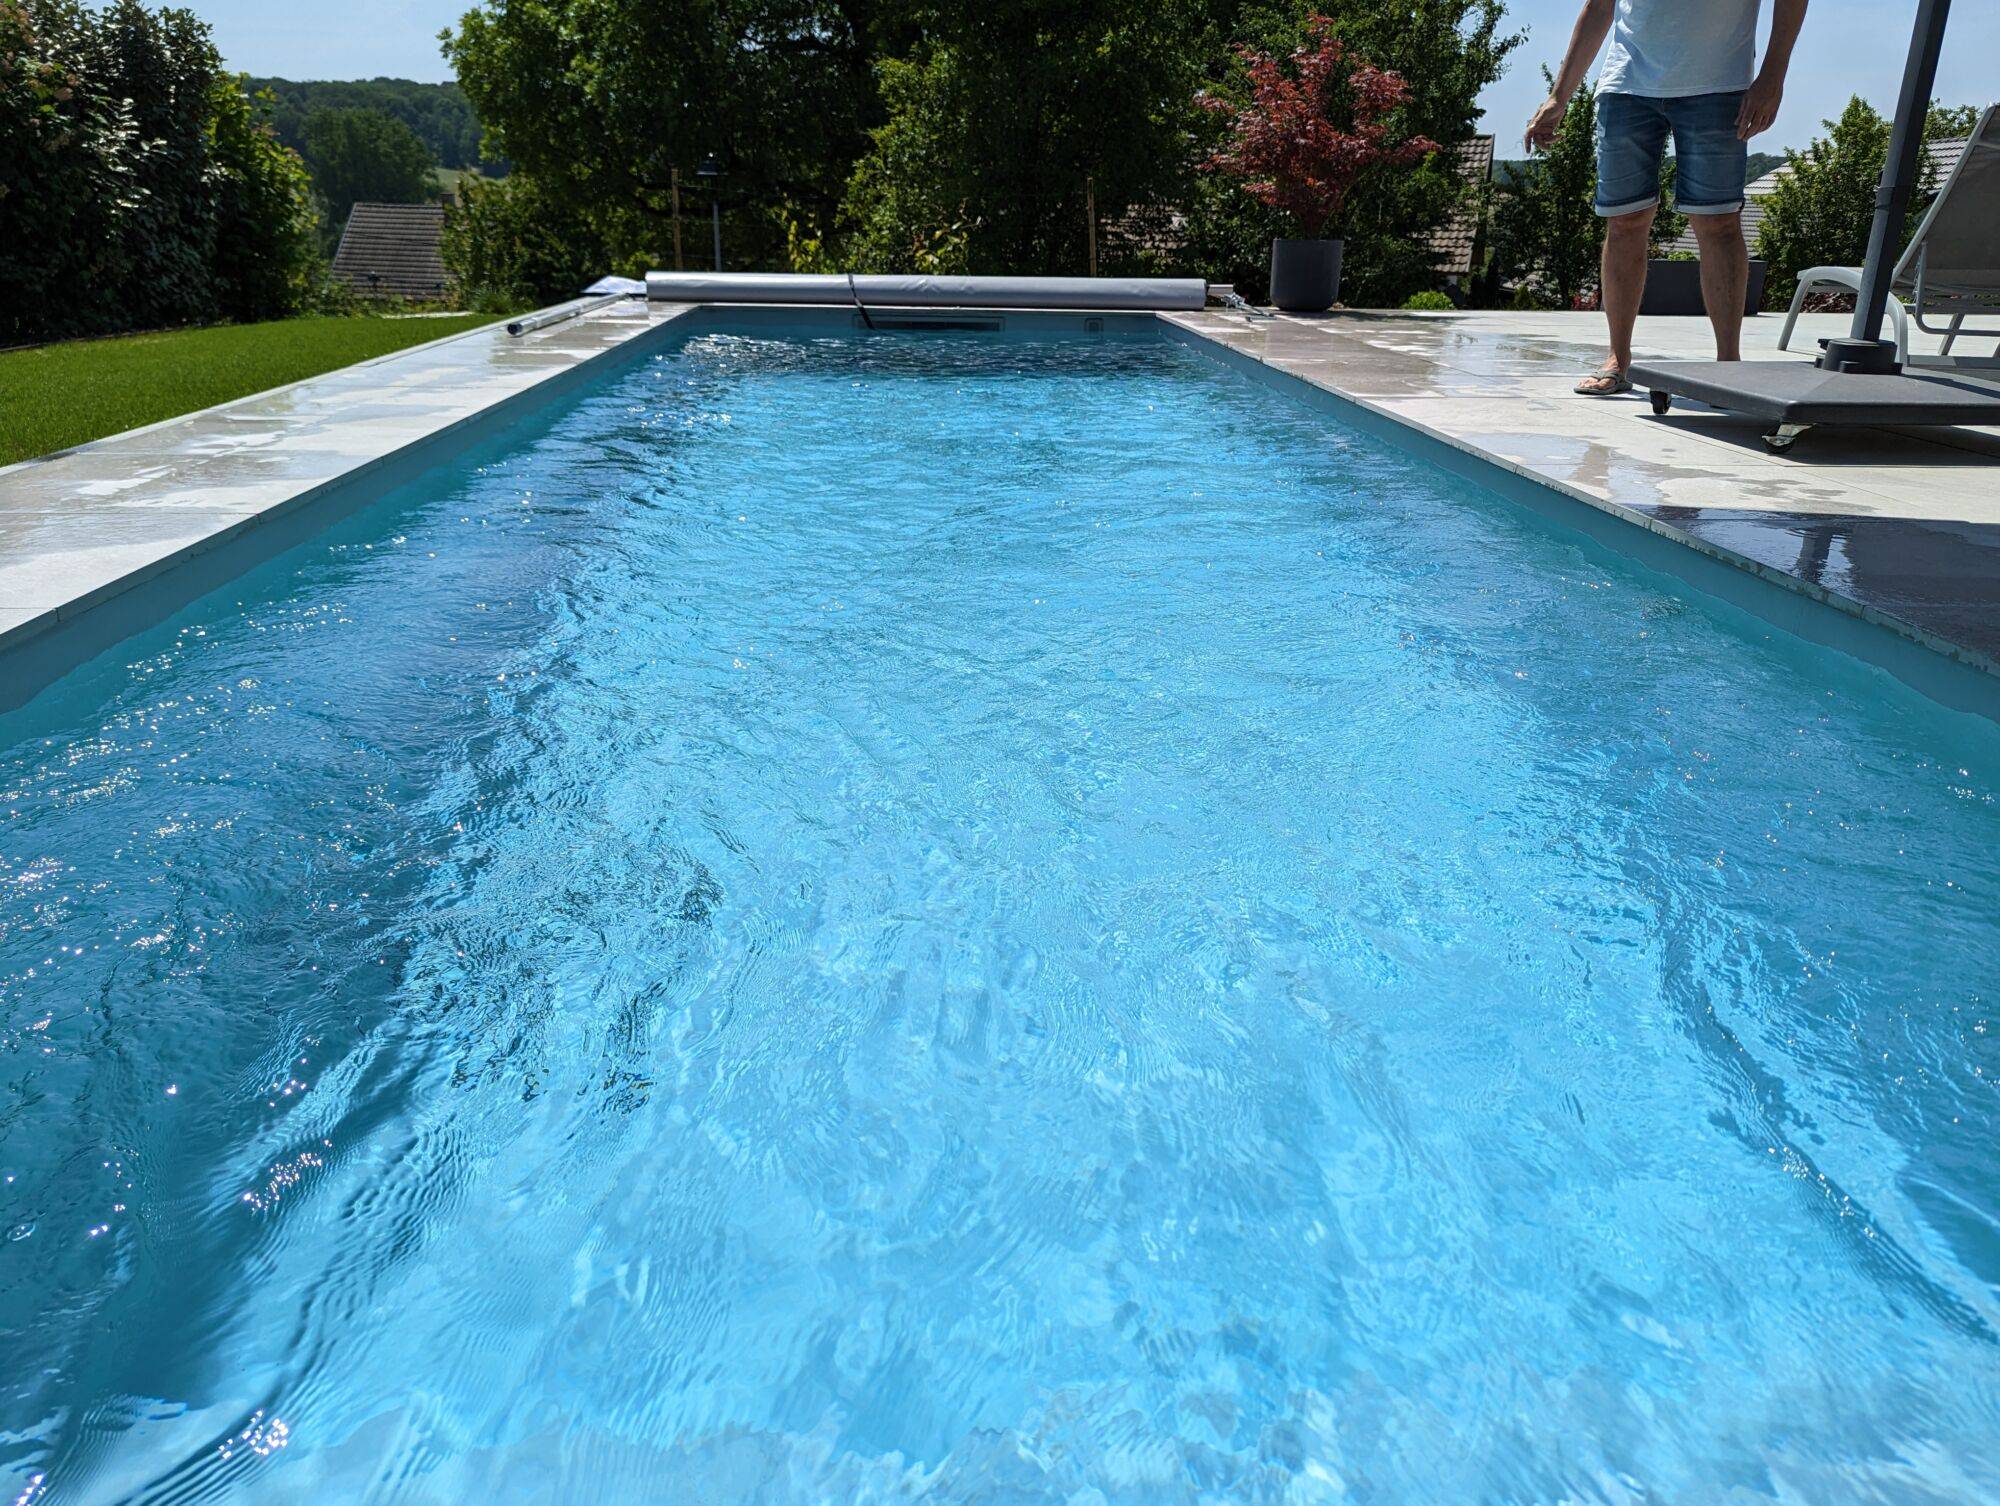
[{"xmin": 697, "ymin": 154, "xmax": 723, "ymax": 272}]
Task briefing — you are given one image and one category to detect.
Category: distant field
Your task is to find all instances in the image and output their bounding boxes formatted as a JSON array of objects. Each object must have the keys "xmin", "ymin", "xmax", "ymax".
[
  {"xmin": 432, "ymin": 166, "xmax": 503, "ymax": 196},
  {"xmin": 0, "ymin": 314, "xmax": 498, "ymax": 466}
]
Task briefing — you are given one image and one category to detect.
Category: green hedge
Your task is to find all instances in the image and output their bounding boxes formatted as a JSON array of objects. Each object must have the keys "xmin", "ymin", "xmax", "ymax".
[{"xmin": 0, "ymin": 0, "xmax": 321, "ymax": 345}]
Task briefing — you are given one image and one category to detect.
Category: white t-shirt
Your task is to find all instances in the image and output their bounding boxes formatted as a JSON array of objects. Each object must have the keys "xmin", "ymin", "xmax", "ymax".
[{"xmin": 1599, "ymin": 0, "xmax": 1763, "ymax": 97}]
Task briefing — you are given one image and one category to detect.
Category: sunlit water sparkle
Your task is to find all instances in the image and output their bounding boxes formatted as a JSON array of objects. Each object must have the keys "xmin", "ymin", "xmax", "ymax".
[{"xmin": 2, "ymin": 327, "xmax": 1998, "ymax": 1504}]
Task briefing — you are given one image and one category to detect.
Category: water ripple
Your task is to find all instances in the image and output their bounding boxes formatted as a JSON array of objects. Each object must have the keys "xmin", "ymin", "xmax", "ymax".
[{"xmin": 2, "ymin": 329, "xmax": 1997, "ymax": 1503}]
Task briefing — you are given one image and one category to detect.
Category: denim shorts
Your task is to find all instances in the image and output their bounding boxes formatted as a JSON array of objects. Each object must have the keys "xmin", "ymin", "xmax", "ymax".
[{"xmin": 1594, "ymin": 90, "xmax": 1748, "ymax": 217}]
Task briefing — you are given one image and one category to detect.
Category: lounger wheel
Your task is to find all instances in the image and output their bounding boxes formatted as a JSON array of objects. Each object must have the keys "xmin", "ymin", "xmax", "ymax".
[
  {"xmin": 1761, "ymin": 427, "xmax": 1798, "ymax": 453},
  {"xmin": 1648, "ymin": 389, "xmax": 1671, "ymax": 415}
]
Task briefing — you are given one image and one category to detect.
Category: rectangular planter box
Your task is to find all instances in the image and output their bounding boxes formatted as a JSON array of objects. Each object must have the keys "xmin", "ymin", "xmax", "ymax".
[{"xmin": 1639, "ymin": 258, "xmax": 1766, "ymax": 316}]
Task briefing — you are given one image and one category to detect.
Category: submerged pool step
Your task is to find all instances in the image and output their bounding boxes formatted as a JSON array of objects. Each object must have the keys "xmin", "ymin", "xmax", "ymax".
[{"xmin": 853, "ymin": 313, "xmax": 1007, "ymax": 332}]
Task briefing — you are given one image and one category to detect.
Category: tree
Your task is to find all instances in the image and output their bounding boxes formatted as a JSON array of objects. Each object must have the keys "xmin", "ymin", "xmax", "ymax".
[
  {"xmin": 1182, "ymin": 0, "xmax": 1518, "ymax": 304},
  {"xmin": 249, "ymin": 77, "xmax": 501, "ymax": 172},
  {"xmin": 841, "ymin": 0, "xmax": 1206, "ymax": 276},
  {"xmin": 1651, "ymin": 158, "xmax": 1689, "ymax": 251},
  {"xmin": 1755, "ymin": 95, "xmax": 1943, "ymax": 310},
  {"xmin": 445, "ymin": 0, "xmax": 885, "ymax": 277},
  {"xmin": 1927, "ymin": 101, "xmax": 1978, "ymax": 140},
  {"xmin": 441, "ymin": 172, "xmax": 615, "ymax": 305},
  {"xmin": 0, "ymin": 0, "xmax": 321, "ymax": 344},
  {"xmin": 209, "ymin": 79, "xmax": 322, "ymax": 320},
  {"xmin": 1199, "ymin": 20, "xmax": 1437, "ymax": 238},
  {"xmin": 301, "ymin": 107, "xmax": 436, "ymax": 240},
  {"xmin": 438, "ymin": 0, "xmax": 1519, "ymax": 300},
  {"xmin": 1490, "ymin": 77, "xmax": 1600, "ymax": 307}
]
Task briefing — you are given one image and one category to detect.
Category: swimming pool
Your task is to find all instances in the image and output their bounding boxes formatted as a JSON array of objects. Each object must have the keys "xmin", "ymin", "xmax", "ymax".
[{"xmin": 3, "ymin": 318, "xmax": 1998, "ymax": 1503}]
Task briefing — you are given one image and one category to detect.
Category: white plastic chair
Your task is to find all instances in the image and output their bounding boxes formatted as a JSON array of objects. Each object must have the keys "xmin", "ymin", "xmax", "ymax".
[{"xmin": 1778, "ymin": 103, "xmax": 2000, "ymax": 370}]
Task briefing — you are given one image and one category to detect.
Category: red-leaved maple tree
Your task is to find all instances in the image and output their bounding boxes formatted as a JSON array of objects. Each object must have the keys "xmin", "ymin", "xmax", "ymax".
[{"xmin": 1199, "ymin": 17, "xmax": 1438, "ymax": 239}]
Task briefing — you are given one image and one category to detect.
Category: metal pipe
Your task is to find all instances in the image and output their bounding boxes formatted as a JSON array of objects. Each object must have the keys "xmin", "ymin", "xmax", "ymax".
[
  {"xmin": 506, "ymin": 291, "xmax": 631, "ymax": 338},
  {"xmin": 696, "ymin": 154, "xmax": 724, "ymax": 273},
  {"xmin": 1825, "ymin": 0, "xmax": 1951, "ymax": 371},
  {"xmin": 671, "ymin": 166, "xmax": 684, "ymax": 271},
  {"xmin": 1086, "ymin": 176, "xmax": 1097, "ymax": 278}
]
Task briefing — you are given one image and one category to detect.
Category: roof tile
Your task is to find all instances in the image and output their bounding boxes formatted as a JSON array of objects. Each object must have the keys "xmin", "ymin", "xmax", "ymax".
[{"xmin": 332, "ymin": 203, "xmax": 450, "ymax": 300}]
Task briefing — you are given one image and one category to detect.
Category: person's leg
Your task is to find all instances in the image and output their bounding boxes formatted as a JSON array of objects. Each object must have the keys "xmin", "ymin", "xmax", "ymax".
[
  {"xmin": 1601, "ymin": 206, "xmax": 1658, "ymax": 373},
  {"xmin": 1689, "ymin": 210, "xmax": 1748, "ymax": 359},
  {"xmin": 1669, "ymin": 91, "xmax": 1752, "ymax": 360},
  {"xmin": 1586, "ymin": 93, "xmax": 1669, "ymax": 391}
]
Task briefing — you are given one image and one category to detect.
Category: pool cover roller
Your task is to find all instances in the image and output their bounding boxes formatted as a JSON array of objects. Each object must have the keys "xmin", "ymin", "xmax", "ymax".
[{"xmin": 645, "ymin": 272, "xmax": 1208, "ymax": 312}]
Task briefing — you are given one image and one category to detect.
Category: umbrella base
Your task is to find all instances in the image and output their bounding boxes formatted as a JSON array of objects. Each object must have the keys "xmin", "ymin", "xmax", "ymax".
[
  {"xmin": 1817, "ymin": 337, "xmax": 1904, "ymax": 374},
  {"xmin": 1629, "ymin": 359, "xmax": 2000, "ymax": 450}
]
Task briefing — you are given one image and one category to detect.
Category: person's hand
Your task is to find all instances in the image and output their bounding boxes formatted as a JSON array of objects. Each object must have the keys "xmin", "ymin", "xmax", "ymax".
[
  {"xmin": 1736, "ymin": 73, "xmax": 1783, "ymax": 139},
  {"xmin": 1526, "ymin": 95, "xmax": 1566, "ymax": 152}
]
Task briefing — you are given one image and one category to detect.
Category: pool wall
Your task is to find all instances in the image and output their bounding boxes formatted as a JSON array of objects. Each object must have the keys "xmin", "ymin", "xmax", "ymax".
[
  {"xmin": 3, "ymin": 301, "xmax": 1997, "ymax": 727},
  {"xmin": 0, "ymin": 305, "xmax": 694, "ymax": 716},
  {"xmin": 1158, "ymin": 319, "xmax": 2000, "ymax": 723}
]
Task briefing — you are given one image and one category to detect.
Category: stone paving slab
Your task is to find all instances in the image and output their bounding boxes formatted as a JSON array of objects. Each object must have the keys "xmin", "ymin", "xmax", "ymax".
[
  {"xmin": 1165, "ymin": 308, "xmax": 2000, "ymax": 682},
  {"xmin": 0, "ymin": 301, "xmax": 687, "ymax": 709}
]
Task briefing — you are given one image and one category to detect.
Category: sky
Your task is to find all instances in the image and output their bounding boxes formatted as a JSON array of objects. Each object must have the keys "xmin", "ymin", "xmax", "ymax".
[{"xmin": 201, "ymin": 0, "xmax": 1997, "ymax": 155}]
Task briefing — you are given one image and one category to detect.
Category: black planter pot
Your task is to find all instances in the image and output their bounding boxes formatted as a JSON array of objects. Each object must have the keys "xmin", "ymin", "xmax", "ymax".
[
  {"xmin": 1270, "ymin": 238, "xmax": 1343, "ymax": 312},
  {"xmin": 1639, "ymin": 257, "xmax": 1767, "ymax": 316}
]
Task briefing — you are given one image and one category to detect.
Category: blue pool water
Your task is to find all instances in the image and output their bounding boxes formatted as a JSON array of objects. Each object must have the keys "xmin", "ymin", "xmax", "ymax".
[{"xmin": 3, "ymin": 324, "xmax": 1998, "ymax": 1504}]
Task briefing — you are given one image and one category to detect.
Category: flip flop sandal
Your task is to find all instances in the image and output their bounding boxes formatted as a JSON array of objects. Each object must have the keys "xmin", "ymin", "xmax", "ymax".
[{"xmin": 1574, "ymin": 369, "xmax": 1633, "ymax": 397}]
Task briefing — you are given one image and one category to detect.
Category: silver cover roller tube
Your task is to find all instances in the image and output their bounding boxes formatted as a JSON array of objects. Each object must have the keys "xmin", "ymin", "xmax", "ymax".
[{"xmin": 644, "ymin": 272, "xmax": 1207, "ymax": 311}]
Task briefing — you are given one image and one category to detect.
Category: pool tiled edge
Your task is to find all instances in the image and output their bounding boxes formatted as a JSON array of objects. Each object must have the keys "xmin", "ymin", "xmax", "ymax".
[
  {"xmin": 1162, "ymin": 309, "xmax": 2000, "ymax": 720},
  {"xmin": 0, "ymin": 302, "xmax": 690, "ymax": 714},
  {"xmin": 7, "ymin": 299, "xmax": 1998, "ymax": 723}
]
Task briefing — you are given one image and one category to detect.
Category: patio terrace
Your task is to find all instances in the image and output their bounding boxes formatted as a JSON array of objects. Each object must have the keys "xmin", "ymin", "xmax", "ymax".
[{"xmin": 4, "ymin": 301, "xmax": 1997, "ymax": 717}]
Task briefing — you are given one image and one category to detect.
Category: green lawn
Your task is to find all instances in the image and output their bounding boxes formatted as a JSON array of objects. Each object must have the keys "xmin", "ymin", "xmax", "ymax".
[{"xmin": 0, "ymin": 313, "xmax": 500, "ymax": 467}]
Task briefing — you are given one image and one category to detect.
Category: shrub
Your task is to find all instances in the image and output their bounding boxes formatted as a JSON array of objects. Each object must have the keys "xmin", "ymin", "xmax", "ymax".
[
  {"xmin": 1755, "ymin": 95, "xmax": 1940, "ymax": 310},
  {"xmin": 208, "ymin": 78, "xmax": 322, "ymax": 322},
  {"xmin": 0, "ymin": 0, "xmax": 322, "ymax": 344},
  {"xmin": 839, "ymin": 50, "xmax": 976, "ymax": 274},
  {"xmin": 1402, "ymin": 289, "xmax": 1453, "ymax": 310},
  {"xmin": 0, "ymin": 0, "xmax": 130, "ymax": 341},
  {"xmin": 299, "ymin": 107, "xmax": 436, "ymax": 243},
  {"xmin": 441, "ymin": 172, "xmax": 614, "ymax": 307},
  {"xmin": 1182, "ymin": 1, "xmax": 1517, "ymax": 307},
  {"xmin": 1490, "ymin": 77, "xmax": 1602, "ymax": 307},
  {"xmin": 1198, "ymin": 19, "xmax": 1438, "ymax": 239}
]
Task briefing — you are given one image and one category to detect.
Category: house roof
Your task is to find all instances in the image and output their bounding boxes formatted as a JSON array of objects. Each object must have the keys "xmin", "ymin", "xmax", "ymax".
[
  {"xmin": 1426, "ymin": 135, "xmax": 1495, "ymax": 275},
  {"xmin": 332, "ymin": 203, "xmax": 450, "ymax": 300},
  {"xmin": 1928, "ymin": 133, "xmax": 1969, "ymax": 184},
  {"xmin": 1665, "ymin": 135, "xmax": 1969, "ymax": 255},
  {"xmin": 1659, "ymin": 198, "xmax": 1775, "ymax": 256}
]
